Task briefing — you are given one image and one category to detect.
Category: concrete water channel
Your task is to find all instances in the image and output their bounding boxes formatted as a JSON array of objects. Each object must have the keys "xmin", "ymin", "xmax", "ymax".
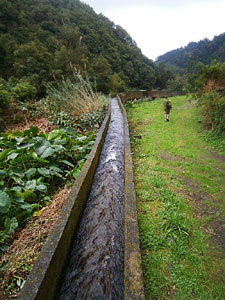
[{"xmin": 18, "ymin": 98, "xmax": 145, "ymax": 300}]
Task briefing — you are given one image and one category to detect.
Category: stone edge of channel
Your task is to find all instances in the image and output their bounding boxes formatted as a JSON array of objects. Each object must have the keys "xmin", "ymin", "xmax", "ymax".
[
  {"xmin": 117, "ymin": 96, "xmax": 145, "ymax": 300},
  {"xmin": 18, "ymin": 103, "xmax": 111, "ymax": 300}
]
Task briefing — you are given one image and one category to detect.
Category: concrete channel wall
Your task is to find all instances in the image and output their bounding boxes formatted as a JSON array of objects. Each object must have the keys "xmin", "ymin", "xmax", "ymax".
[
  {"xmin": 117, "ymin": 97, "xmax": 145, "ymax": 300},
  {"xmin": 116, "ymin": 89, "xmax": 180, "ymax": 102},
  {"xmin": 18, "ymin": 98, "xmax": 145, "ymax": 300}
]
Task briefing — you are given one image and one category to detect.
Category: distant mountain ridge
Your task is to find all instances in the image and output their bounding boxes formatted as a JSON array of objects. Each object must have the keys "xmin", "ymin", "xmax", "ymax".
[{"xmin": 156, "ymin": 33, "xmax": 225, "ymax": 73}]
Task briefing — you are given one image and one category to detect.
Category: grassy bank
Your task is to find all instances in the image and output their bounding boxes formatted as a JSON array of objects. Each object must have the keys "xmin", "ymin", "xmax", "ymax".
[{"xmin": 127, "ymin": 96, "xmax": 225, "ymax": 300}]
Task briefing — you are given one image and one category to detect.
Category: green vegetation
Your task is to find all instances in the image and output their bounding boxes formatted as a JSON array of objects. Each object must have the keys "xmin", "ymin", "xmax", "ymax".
[
  {"xmin": 127, "ymin": 96, "xmax": 225, "ymax": 299},
  {"xmin": 157, "ymin": 33, "xmax": 225, "ymax": 74},
  {"xmin": 0, "ymin": 67, "xmax": 108, "ymax": 132},
  {"xmin": 0, "ymin": 0, "xmax": 174, "ymax": 133},
  {"xmin": 0, "ymin": 126, "xmax": 96, "ymax": 253},
  {"xmin": 0, "ymin": 0, "xmax": 224, "ymax": 297},
  {"xmin": 0, "ymin": 64, "xmax": 107, "ymax": 256},
  {"xmin": 34, "ymin": 71, "xmax": 107, "ymax": 130},
  {"xmin": 0, "ymin": 68, "xmax": 107, "ymax": 299},
  {"xmin": 156, "ymin": 33, "xmax": 225, "ymax": 95},
  {"xmin": 0, "ymin": 0, "xmax": 172, "ymax": 101},
  {"xmin": 0, "ymin": 78, "xmax": 36, "ymax": 110},
  {"xmin": 186, "ymin": 61, "xmax": 225, "ymax": 135}
]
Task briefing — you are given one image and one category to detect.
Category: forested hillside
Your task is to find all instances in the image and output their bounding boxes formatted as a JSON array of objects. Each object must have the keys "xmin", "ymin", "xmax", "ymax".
[
  {"xmin": 157, "ymin": 33, "xmax": 225, "ymax": 74},
  {"xmin": 0, "ymin": 0, "xmax": 169, "ymax": 96}
]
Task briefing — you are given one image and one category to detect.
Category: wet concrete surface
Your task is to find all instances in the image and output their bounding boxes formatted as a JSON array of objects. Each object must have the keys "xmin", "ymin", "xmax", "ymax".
[{"xmin": 57, "ymin": 98, "xmax": 124, "ymax": 300}]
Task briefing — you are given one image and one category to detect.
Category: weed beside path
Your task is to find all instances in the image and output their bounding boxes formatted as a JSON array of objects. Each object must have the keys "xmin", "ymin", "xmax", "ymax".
[{"xmin": 127, "ymin": 96, "xmax": 225, "ymax": 300}]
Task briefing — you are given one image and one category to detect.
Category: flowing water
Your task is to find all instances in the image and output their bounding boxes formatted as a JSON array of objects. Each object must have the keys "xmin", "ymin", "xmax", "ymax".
[{"xmin": 57, "ymin": 98, "xmax": 125, "ymax": 300}]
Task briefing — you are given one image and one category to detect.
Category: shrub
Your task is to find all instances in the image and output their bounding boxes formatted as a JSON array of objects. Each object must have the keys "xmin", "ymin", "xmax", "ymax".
[
  {"xmin": 35, "ymin": 70, "xmax": 108, "ymax": 130},
  {"xmin": 11, "ymin": 81, "xmax": 36, "ymax": 102},
  {"xmin": 0, "ymin": 78, "xmax": 36, "ymax": 112},
  {"xmin": 198, "ymin": 91, "xmax": 225, "ymax": 133},
  {"xmin": 75, "ymin": 108, "xmax": 107, "ymax": 131},
  {"xmin": 186, "ymin": 61, "xmax": 225, "ymax": 134},
  {"xmin": 0, "ymin": 126, "xmax": 96, "ymax": 252}
]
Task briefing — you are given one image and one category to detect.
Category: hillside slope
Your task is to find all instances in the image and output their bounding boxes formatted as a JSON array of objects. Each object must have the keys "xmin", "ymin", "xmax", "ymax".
[
  {"xmin": 157, "ymin": 33, "xmax": 225, "ymax": 74},
  {"xmin": 0, "ymin": 0, "xmax": 163, "ymax": 94}
]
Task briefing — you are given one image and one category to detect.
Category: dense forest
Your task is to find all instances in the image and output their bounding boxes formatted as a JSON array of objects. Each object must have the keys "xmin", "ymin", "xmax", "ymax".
[
  {"xmin": 0, "ymin": 0, "xmax": 172, "ymax": 98},
  {"xmin": 157, "ymin": 33, "xmax": 225, "ymax": 74}
]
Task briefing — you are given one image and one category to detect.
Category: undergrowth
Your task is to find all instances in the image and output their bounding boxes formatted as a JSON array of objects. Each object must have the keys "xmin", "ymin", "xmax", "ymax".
[
  {"xmin": 0, "ymin": 71, "xmax": 108, "ymax": 299},
  {"xmin": 0, "ymin": 126, "xmax": 95, "ymax": 254},
  {"xmin": 35, "ymin": 71, "xmax": 108, "ymax": 131},
  {"xmin": 1, "ymin": 70, "xmax": 108, "ymax": 133}
]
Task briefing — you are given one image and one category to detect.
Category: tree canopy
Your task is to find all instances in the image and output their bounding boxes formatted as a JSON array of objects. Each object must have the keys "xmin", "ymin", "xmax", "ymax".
[{"xmin": 0, "ymin": 0, "xmax": 170, "ymax": 95}]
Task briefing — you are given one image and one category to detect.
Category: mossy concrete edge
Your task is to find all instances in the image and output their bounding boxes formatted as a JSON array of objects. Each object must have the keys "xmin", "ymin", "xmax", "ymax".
[
  {"xmin": 117, "ymin": 96, "xmax": 145, "ymax": 300},
  {"xmin": 18, "ymin": 106, "xmax": 111, "ymax": 300}
]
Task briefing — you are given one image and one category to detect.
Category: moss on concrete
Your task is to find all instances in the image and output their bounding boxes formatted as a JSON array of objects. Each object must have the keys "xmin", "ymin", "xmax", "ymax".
[{"xmin": 118, "ymin": 96, "xmax": 145, "ymax": 300}]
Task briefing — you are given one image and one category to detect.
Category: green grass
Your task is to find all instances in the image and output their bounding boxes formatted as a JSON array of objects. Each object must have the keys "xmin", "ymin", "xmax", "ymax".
[{"xmin": 127, "ymin": 96, "xmax": 225, "ymax": 300}]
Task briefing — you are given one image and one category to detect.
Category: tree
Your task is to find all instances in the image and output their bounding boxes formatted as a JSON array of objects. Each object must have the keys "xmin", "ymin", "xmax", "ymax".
[
  {"xmin": 155, "ymin": 62, "xmax": 174, "ymax": 89},
  {"xmin": 13, "ymin": 40, "xmax": 52, "ymax": 95},
  {"xmin": 157, "ymin": 33, "xmax": 225, "ymax": 75},
  {"xmin": 0, "ymin": 0, "xmax": 164, "ymax": 95},
  {"xmin": 91, "ymin": 56, "xmax": 112, "ymax": 93},
  {"xmin": 0, "ymin": 34, "xmax": 17, "ymax": 79}
]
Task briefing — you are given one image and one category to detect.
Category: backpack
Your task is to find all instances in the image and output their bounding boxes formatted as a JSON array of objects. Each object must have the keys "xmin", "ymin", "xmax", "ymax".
[{"xmin": 166, "ymin": 100, "xmax": 170, "ymax": 109}]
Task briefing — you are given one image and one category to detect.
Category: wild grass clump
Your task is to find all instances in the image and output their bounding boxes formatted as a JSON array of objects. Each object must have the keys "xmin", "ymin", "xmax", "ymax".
[
  {"xmin": 36, "ymin": 70, "xmax": 108, "ymax": 130},
  {"xmin": 1, "ymin": 71, "xmax": 107, "ymax": 133}
]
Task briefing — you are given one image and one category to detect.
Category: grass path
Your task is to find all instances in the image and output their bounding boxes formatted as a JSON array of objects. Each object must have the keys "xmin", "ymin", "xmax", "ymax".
[{"xmin": 127, "ymin": 96, "xmax": 225, "ymax": 300}]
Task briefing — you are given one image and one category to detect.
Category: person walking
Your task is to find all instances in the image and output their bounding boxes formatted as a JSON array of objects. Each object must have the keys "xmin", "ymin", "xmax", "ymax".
[{"xmin": 164, "ymin": 97, "xmax": 172, "ymax": 122}]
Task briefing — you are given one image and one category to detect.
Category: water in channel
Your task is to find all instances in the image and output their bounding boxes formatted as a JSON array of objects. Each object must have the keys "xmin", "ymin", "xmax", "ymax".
[{"xmin": 57, "ymin": 98, "xmax": 125, "ymax": 300}]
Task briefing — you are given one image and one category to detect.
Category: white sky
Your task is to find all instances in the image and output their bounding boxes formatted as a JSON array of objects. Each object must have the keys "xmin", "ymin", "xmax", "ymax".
[{"xmin": 82, "ymin": 0, "xmax": 225, "ymax": 61}]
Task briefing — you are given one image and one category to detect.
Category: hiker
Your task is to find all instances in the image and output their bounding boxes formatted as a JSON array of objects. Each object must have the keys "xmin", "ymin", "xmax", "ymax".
[{"xmin": 164, "ymin": 97, "xmax": 172, "ymax": 122}]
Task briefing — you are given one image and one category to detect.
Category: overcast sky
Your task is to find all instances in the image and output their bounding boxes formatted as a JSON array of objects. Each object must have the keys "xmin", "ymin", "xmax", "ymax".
[{"xmin": 82, "ymin": 0, "xmax": 225, "ymax": 61}]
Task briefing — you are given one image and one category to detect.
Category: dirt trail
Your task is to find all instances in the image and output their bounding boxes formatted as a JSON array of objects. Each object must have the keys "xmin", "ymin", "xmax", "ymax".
[
  {"xmin": 182, "ymin": 176, "xmax": 225, "ymax": 255},
  {"xmin": 160, "ymin": 146, "xmax": 225, "ymax": 257}
]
